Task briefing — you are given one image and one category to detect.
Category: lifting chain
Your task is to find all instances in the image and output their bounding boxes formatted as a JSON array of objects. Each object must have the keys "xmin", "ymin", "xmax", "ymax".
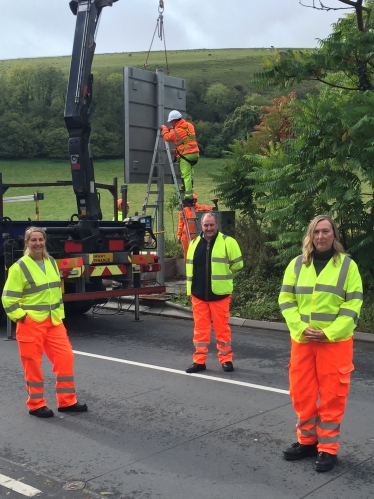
[{"xmin": 144, "ymin": 0, "xmax": 170, "ymax": 74}]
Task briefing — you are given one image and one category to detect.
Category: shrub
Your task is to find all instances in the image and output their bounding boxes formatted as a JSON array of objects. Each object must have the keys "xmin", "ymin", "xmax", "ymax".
[{"xmin": 165, "ymin": 238, "xmax": 183, "ymax": 259}]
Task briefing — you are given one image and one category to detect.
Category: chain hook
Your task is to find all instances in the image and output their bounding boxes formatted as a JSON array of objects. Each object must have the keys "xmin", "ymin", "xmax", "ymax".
[{"xmin": 158, "ymin": 0, "xmax": 164, "ymax": 14}]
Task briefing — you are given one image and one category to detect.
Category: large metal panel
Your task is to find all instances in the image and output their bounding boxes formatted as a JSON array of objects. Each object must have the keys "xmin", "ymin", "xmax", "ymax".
[
  {"xmin": 124, "ymin": 67, "xmax": 186, "ymax": 184},
  {"xmin": 195, "ymin": 211, "xmax": 236, "ymax": 237}
]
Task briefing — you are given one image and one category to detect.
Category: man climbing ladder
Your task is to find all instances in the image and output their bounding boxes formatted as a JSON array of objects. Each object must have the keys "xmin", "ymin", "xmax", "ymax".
[{"xmin": 161, "ymin": 110, "xmax": 199, "ymax": 205}]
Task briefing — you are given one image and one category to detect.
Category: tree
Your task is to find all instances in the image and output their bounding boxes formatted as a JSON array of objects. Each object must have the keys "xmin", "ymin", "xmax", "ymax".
[
  {"xmin": 194, "ymin": 120, "xmax": 223, "ymax": 155},
  {"xmin": 214, "ymin": 3, "xmax": 374, "ymax": 284},
  {"xmin": 40, "ymin": 127, "xmax": 69, "ymax": 159},
  {"xmin": 212, "ymin": 92, "xmax": 297, "ymax": 216},
  {"xmin": 211, "ymin": 139, "xmax": 262, "ymax": 220},
  {"xmin": 186, "ymin": 79, "xmax": 215, "ymax": 122},
  {"xmin": 220, "ymin": 104, "xmax": 260, "ymax": 146},
  {"xmin": 204, "ymin": 83, "xmax": 244, "ymax": 123},
  {"xmin": 300, "ymin": 1, "xmax": 371, "ymax": 32},
  {"xmin": 251, "ymin": 93, "xmax": 296, "ymax": 151},
  {"xmin": 245, "ymin": 85, "xmax": 374, "ymax": 281},
  {"xmin": 0, "ymin": 112, "xmax": 39, "ymax": 158},
  {"xmin": 253, "ymin": 1, "xmax": 374, "ymax": 92}
]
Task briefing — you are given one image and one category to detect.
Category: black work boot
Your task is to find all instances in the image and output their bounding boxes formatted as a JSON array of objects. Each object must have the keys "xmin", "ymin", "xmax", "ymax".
[
  {"xmin": 29, "ymin": 406, "xmax": 54, "ymax": 418},
  {"xmin": 58, "ymin": 402, "xmax": 88, "ymax": 413},
  {"xmin": 283, "ymin": 442, "xmax": 318, "ymax": 461},
  {"xmin": 186, "ymin": 363, "xmax": 206, "ymax": 374},
  {"xmin": 222, "ymin": 361, "xmax": 234, "ymax": 372},
  {"xmin": 315, "ymin": 451, "xmax": 337, "ymax": 472}
]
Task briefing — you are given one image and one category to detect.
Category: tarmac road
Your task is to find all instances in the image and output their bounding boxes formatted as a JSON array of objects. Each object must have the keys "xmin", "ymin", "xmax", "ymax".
[{"xmin": 1, "ymin": 309, "xmax": 374, "ymax": 499}]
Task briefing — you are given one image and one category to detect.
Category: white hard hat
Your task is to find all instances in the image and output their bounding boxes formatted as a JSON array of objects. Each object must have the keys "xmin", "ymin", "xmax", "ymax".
[{"xmin": 167, "ymin": 110, "xmax": 182, "ymax": 122}]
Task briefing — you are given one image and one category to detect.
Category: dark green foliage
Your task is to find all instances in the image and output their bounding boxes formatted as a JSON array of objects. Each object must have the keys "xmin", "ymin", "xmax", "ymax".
[
  {"xmin": 220, "ymin": 105, "xmax": 260, "ymax": 145},
  {"xmin": 194, "ymin": 121, "xmax": 223, "ymax": 155},
  {"xmin": 186, "ymin": 79, "xmax": 215, "ymax": 122},
  {"xmin": 251, "ymin": 4, "xmax": 374, "ymax": 92},
  {"xmin": 230, "ymin": 216, "xmax": 283, "ymax": 321},
  {"xmin": 164, "ymin": 238, "xmax": 183, "ymax": 259},
  {"xmin": 0, "ymin": 65, "xmax": 124, "ymax": 159},
  {"xmin": 0, "ymin": 49, "xmax": 321, "ymax": 160},
  {"xmin": 212, "ymin": 4, "xmax": 374, "ymax": 289},
  {"xmin": 211, "ymin": 140, "xmax": 259, "ymax": 218},
  {"xmin": 0, "ymin": 112, "xmax": 39, "ymax": 158},
  {"xmin": 204, "ymin": 83, "xmax": 245, "ymax": 123}
]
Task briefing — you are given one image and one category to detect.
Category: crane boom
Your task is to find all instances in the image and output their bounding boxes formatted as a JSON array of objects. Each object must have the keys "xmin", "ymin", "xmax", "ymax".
[{"xmin": 64, "ymin": 0, "xmax": 118, "ymax": 224}]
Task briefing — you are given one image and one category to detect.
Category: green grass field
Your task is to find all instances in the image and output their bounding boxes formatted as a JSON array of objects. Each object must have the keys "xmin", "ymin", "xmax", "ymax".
[
  {"xmin": 0, "ymin": 48, "xmax": 317, "ymax": 99},
  {"xmin": 0, "ymin": 157, "xmax": 226, "ymax": 239}
]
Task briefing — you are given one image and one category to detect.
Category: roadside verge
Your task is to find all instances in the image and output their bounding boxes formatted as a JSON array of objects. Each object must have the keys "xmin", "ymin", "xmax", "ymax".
[{"xmin": 103, "ymin": 295, "xmax": 374, "ymax": 343}]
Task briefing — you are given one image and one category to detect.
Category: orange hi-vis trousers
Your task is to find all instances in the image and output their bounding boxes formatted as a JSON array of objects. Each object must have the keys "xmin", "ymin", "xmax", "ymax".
[
  {"xmin": 191, "ymin": 295, "xmax": 232, "ymax": 364},
  {"xmin": 289, "ymin": 337, "xmax": 354, "ymax": 455},
  {"xmin": 16, "ymin": 316, "xmax": 78, "ymax": 411}
]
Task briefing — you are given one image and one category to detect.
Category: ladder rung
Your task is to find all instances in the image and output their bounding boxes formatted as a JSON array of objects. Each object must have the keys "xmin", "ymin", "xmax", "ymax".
[
  {"xmin": 151, "ymin": 177, "xmax": 161, "ymax": 181},
  {"xmin": 154, "ymin": 163, "xmax": 164, "ymax": 166},
  {"xmin": 144, "ymin": 204, "xmax": 158, "ymax": 208},
  {"xmin": 149, "ymin": 191, "xmax": 159, "ymax": 194}
]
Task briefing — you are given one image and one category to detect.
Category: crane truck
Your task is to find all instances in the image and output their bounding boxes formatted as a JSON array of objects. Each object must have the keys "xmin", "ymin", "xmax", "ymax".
[{"xmin": 0, "ymin": 0, "xmax": 165, "ymax": 322}]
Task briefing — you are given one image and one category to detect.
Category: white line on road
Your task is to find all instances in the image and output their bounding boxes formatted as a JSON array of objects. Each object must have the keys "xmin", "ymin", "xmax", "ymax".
[
  {"xmin": 0, "ymin": 474, "xmax": 42, "ymax": 497},
  {"xmin": 73, "ymin": 350, "xmax": 289, "ymax": 395}
]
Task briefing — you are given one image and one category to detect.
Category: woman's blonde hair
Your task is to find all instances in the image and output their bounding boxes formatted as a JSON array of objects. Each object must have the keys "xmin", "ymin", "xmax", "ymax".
[
  {"xmin": 302, "ymin": 215, "xmax": 346, "ymax": 266},
  {"xmin": 24, "ymin": 226, "xmax": 49, "ymax": 259}
]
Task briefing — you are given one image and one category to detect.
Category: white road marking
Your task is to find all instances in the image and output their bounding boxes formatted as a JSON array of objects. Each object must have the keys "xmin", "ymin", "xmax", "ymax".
[
  {"xmin": 0, "ymin": 474, "xmax": 42, "ymax": 497},
  {"xmin": 73, "ymin": 350, "xmax": 289, "ymax": 395}
]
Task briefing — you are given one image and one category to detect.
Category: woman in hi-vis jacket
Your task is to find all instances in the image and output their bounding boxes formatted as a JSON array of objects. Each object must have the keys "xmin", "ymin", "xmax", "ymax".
[
  {"xmin": 279, "ymin": 215, "xmax": 363, "ymax": 472},
  {"xmin": 2, "ymin": 226, "xmax": 87, "ymax": 418}
]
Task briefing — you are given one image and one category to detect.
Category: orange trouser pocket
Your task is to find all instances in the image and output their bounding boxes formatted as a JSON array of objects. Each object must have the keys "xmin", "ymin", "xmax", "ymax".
[{"xmin": 337, "ymin": 363, "xmax": 354, "ymax": 397}]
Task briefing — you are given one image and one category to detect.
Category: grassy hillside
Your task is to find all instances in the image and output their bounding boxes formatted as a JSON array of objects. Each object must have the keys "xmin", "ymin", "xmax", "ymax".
[
  {"xmin": 0, "ymin": 48, "xmax": 317, "ymax": 99},
  {"xmin": 0, "ymin": 157, "xmax": 225, "ymax": 239}
]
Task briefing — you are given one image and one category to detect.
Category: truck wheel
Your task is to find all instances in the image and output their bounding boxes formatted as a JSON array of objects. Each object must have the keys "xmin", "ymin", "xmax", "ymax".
[
  {"xmin": 64, "ymin": 301, "xmax": 93, "ymax": 316},
  {"xmin": 64, "ymin": 280, "xmax": 106, "ymax": 317}
]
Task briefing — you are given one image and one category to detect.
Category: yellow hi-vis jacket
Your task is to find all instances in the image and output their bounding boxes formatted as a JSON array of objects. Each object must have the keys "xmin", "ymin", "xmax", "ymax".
[
  {"xmin": 2, "ymin": 255, "xmax": 64, "ymax": 325},
  {"xmin": 186, "ymin": 232, "xmax": 243, "ymax": 296},
  {"xmin": 278, "ymin": 253, "xmax": 363, "ymax": 343}
]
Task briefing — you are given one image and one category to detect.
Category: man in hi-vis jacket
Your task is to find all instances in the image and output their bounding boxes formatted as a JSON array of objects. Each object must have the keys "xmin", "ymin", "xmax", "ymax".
[{"xmin": 185, "ymin": 212, "xmax": 243, "ymax": 374}]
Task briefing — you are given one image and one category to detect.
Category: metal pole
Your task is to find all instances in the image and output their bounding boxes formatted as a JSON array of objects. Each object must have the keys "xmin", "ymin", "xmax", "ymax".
[
  {"xmin": 35, "ymin": 192, "xmax": 40, "ymax": 220},
  {"xmin": 134, "ymin": 294, "xmax": 140, "ymax": 321},
  {"xmin": 121, "ymin": 184, "xmax": 128, "ymax": 218},
  {"xmin": 5, "ymin": 317, "xmax": 15, "ymax": 340},
  {"xmin": 132, "ymin": 247, "xmax": 143, "ymax": 322},
  {"xmin": 0, "ymin": 173, "xmax": 3, "ymax": 219},
  {"xmin": 156, "ymin": 69, "xmax": 165, "ymax": 286},
  {"xmin": 113, "ymin": 177, "xmax": 118, "ymax": 221}
]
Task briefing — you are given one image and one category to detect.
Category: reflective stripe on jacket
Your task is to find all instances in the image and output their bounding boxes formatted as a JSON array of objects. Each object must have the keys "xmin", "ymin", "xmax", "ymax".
[
  {"xmin": 2, "ymin": 255, "xmax": 64, "ymax": 325},
  {"xmin": 161, "ymin": 119, "xmax": 199, "ymax": 157},
  {"xmin": 186, "ymin": 232, "xmax": 243, "ymax": 296},
  {"xmin": 278, "ymin": 253, "xmax": 363, "ymax": 343}
]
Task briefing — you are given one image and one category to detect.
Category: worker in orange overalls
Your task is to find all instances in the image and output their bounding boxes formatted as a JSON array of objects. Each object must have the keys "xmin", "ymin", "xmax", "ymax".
[
  {"xmin": 2, "ymin": 226, "xmax": 88, "ymax": 418},
  {"xmin": 279, "ymin": 215, "xmax": 363, "ymax": 472},
  {"xmin": 116, "ymin": 198, "xmax": 130, "ymax": 221},
  {"xmin": 177, "ymin": 194, "xmax": 214, "ymax": 261},
  {"xmin": 161, "ymin": 110, "xmax": 199, "ymax": 204}
]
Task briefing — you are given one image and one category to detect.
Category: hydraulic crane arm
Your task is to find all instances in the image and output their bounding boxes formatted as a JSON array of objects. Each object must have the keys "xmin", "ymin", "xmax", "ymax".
[{"xmin": 65, "ymin": 0, "xmax": 118, "ymax": 222}]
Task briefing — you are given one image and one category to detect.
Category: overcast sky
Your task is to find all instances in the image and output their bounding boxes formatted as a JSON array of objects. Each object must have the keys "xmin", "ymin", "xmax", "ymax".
[{"xmin": 1, "ymin": 1, "xmax": 349, "ymax": 60}]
